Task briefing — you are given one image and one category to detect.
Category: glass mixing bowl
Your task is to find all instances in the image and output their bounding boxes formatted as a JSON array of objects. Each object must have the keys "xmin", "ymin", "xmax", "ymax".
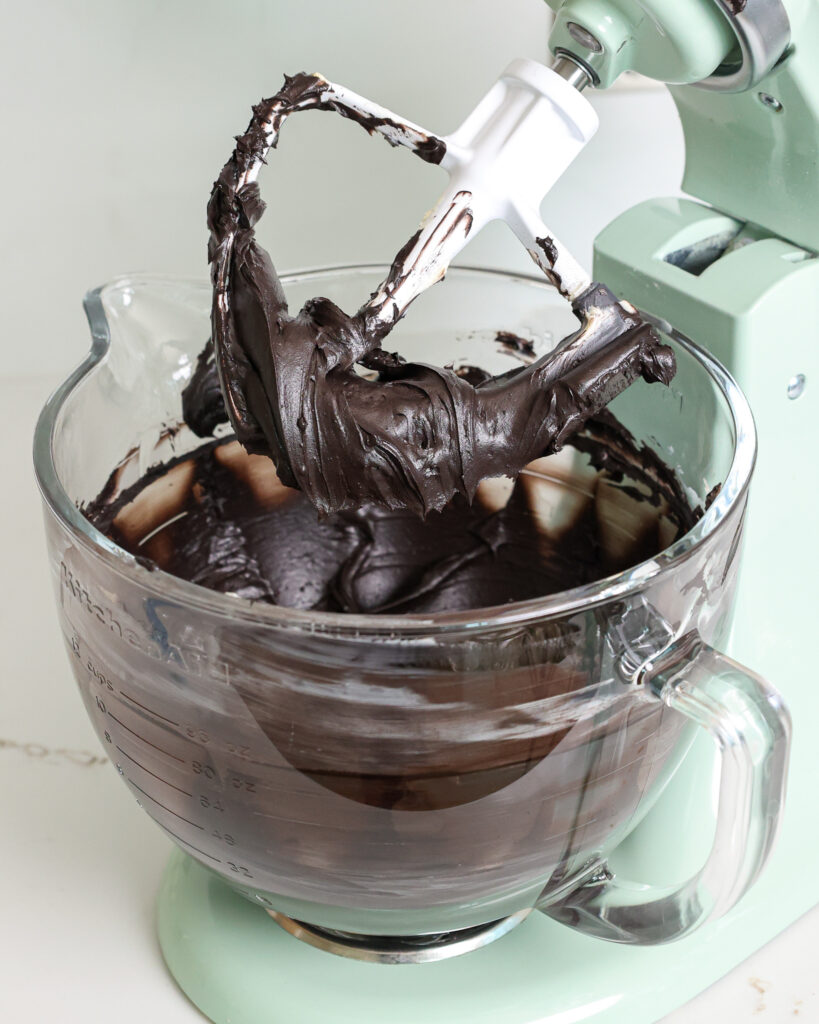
[{"xmin": 34, "ymin": 267, "xmax": 790, "ymax": 956}]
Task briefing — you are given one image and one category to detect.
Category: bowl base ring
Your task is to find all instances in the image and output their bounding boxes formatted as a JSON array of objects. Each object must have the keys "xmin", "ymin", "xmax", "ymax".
[{"xmin": 264, "ymin": 906, "xmax": 532, "ymax": 964}]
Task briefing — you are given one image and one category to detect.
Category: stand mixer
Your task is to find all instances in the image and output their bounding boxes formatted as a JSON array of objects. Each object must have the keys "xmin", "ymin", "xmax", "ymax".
[{"xmin": 32, "ymin": 1, "xmax": 816, "ymax": 1022}]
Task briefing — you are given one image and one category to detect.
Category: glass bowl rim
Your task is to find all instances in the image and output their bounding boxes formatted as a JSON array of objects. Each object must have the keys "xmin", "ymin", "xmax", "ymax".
[{"xmin": 33, "ymin": 265, "xmax": 757, "ymax": 639}]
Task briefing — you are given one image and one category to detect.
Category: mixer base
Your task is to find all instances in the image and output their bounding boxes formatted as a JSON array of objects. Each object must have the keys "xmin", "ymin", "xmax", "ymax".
[{"xmin": 156, "ymin": 831, "xmax": 789, "ymax": 1024}]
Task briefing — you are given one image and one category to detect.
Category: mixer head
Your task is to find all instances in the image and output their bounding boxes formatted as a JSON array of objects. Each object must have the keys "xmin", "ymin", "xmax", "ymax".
[
  {"xmin": 544, "ymin": 2, "xmax": 819, "ymax": 263},
  {"xmin": 544, "ymin": 0, "xmax": 791, "ymax": 91}
]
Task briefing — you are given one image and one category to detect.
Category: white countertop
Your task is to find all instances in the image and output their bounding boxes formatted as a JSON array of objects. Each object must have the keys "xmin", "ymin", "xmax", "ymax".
[{"xmin": 3, "ymin": 374, "xmax": 817, "ymax": 1023}]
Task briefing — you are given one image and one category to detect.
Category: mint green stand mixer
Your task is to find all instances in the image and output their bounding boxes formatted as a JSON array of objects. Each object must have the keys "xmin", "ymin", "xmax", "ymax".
[
  {"xmin": 165, "ymin": 2, "xmax": 815, "ymax": 1017},
  {"xmin": 35, "ymin": 2, "xmax": 816, "ymax": 1022}
]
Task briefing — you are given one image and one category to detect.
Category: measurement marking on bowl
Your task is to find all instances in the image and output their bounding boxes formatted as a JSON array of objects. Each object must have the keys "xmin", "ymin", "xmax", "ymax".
[
  {"xmin": 137, "ymin": 511, "xmax": 189, "ymax": 546},
  {"xmin": 107, "ymin": 710, "xmax": 186, "ymax": 763},
  {"xmin": 251, "ymin": 808, "xmax": 360, "ymax": 830},
  {"xmin": 119, "ymin": 690, "xmax": 180, "ymax": 727},
  {"xmin": 245, "ymin": 756, "xmax": 272, "ymax": 768},
  {"xmin": 537, "ymin": 741, "xmax": 678, "ymax": 804},
  {"xmin": 127, "ymin": 777, "xmax": 205, "ymax": 830},
  {"xmin": 116, "ymin": 744, "xmax": 192, "ymax": 797},
  {"xmin": 158, "ymin": 822, "xmax": 222, "ymax": 863},
  {"xmin": 245, "ymin": 757, "xmax": 291, "ymax": 772}
]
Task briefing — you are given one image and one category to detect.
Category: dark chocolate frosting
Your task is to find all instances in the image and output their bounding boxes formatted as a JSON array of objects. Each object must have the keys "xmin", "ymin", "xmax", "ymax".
[
  {"xmin": 204, "ymin": 73, "xmax": 677, "ymax": 518},
  {"xmin": 86, "ymin": 413, "xmax": 697, "ymax": 616}
]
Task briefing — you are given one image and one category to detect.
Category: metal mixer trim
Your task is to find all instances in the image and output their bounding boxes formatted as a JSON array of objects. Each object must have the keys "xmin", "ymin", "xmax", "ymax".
[
  {"xmin": 695, "ymin": 0, "xmax": 790, "ymax": 93},
  {"xmin": 265, "ymin": 907, "xmax": 533, "ymax": 964}
]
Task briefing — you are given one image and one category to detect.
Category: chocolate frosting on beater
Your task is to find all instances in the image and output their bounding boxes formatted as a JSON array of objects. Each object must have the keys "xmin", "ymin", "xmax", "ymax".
[{"xmin": 206, "ymin": 73, "xmax": 677, "ymax": 517}]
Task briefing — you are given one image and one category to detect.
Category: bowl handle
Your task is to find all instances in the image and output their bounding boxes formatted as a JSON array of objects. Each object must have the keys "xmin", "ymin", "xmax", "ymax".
[{"xmin": 541, "ymin": 630, "xmax": 791, "ymax": 944}]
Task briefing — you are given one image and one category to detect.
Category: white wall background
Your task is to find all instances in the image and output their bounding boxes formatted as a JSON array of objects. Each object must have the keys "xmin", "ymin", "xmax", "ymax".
[{"xmin": 3, "ymin": 0, "xmax": 683, "ymax": 378}]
